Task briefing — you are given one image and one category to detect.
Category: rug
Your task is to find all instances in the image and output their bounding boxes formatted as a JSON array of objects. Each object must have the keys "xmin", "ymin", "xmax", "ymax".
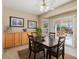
[{"xmin": 18, "ymin": 48, "xmax": 77, "ymax": 59}]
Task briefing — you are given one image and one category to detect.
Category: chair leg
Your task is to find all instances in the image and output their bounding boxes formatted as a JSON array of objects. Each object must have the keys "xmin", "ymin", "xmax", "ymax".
[
  {"xmin": 43, "ymin": 50, "xmax": 45, "ymax": 58},
  {"xmin": 62, "ymin": 52, "xmax": 64, "ymax": 59},
  {"xmin": 56, "ymin": 57, "xmax": 58, "ymax": 59},
  {"xmin": 62, "ymin": 50, "xmax": 64, "ymax": 59},
  {"xmin": 29, "ymin": 51, "xmax": 31, "ymax": 58},
  {"xmin": 49, "ymin": 53, "xmax": 51, "ymax": 59},
  {"xmin": 46, "ymin": 51, "xmax": 48, "ymax": 59},
  {"xmin": 62, "ymin": 54, "xmax": 64, "ymax": 59},
  {"xmin": 34, "ymin": 53, "xmax": 36, "ymax": 59}
]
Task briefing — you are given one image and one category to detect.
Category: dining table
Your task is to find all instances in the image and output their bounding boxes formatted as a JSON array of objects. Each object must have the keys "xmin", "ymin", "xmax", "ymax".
[{"xmin": 34, "ymin": 36, "xmax": 59, "ymax": 59}]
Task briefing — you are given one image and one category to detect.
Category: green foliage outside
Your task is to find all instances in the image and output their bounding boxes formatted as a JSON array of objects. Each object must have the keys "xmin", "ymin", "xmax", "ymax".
[{"xmin": 57, "ymin": 24, "xmax": 68, "ymax": 30}]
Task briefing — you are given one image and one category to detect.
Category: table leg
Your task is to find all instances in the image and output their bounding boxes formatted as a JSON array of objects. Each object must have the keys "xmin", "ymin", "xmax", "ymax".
[
  {"xmin": 49, "ymin": 52, "xmax": 51, "ymax": 59},
  {"xmin": 45, "ymin": 48, "xmax": 48, "ymax": 59}
]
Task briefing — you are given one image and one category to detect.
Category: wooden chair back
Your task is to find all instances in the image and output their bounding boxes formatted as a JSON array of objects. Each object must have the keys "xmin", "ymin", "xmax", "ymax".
[
  {"xmin": 57, "ymin": 37, "xmax": 65, "ymax": 53},
  {"xmin": 28, "ymin": 35, "xmax": 35, "ymax": 50},
  {"xmin": 49, "ymin": 32, "xmax": 55, "ymax": 39}
]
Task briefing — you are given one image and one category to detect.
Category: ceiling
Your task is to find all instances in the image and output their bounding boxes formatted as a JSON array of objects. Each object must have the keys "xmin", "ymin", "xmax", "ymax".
[{"xmin": 3, "ymin": 0, "xmax": 73, "ymax": 15}]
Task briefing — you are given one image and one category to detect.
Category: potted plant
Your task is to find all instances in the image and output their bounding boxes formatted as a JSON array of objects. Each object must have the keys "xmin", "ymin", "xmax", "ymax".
[{"xmin": 35, "ymin": 27, "xmax": 42, "ymax": 40}]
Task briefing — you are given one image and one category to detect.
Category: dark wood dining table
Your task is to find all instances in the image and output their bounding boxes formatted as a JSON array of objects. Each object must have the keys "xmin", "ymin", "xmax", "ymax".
[{"xmin": 34, "ymin": 36, "xmax": 59, "ymax": 59}]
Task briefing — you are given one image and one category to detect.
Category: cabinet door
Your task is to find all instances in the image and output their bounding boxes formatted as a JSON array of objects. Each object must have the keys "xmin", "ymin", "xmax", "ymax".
[
  {"xmin": 5, "ymin": 33, "xmax": 14, "ymax": 48},
  {"xmin": 21, "ymin": 32, "xmax": 29, "ymax": 45},
  {"xmin": 3, "ymin": 33, "xmax": 5, "ymax": 48},
  {"xmin": 14, "ymin": 32, "xmax": 21, "ymax": 46}
]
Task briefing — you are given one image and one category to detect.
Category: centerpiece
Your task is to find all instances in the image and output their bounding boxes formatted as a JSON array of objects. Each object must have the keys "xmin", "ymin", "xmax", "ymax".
[{"xmin": 35, "ymin": 27, "xmax": 42, "ymax": 40}]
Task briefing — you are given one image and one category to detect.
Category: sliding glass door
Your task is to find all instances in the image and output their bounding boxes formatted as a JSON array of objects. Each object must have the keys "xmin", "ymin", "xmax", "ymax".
[{"xmin": 56, "ymin": 23, "xmax": 73, "ymax": 47}]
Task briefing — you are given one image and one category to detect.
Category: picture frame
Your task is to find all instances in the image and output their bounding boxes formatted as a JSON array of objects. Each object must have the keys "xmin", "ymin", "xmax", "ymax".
[
  {"xmin": 27, "ymin": 20, "xmax": 37, "ymax": 29},
  {"xmin": 10, "ymin": 16, "xmax": 24, "ymax": 27}
]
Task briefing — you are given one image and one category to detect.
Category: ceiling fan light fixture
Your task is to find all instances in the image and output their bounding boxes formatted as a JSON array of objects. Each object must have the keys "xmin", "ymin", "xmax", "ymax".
[
  {"xmin": 40, "ymin": 0, "xmax": 54, "ymax": 12},
  {"xmin": 40, "ymin": 5, "xmax": 49, "ymax": 12}
]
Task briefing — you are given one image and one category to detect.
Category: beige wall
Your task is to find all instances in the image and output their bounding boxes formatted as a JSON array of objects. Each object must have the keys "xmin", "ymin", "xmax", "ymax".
[{"xmin": 3, "ymin": 7, "xmax": 38, "ymax": 32}]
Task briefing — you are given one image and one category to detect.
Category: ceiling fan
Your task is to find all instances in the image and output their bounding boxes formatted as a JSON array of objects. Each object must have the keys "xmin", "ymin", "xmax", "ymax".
[{"xmin": 40, "ymin": 0, "xmax": 55, "ymax": 12}]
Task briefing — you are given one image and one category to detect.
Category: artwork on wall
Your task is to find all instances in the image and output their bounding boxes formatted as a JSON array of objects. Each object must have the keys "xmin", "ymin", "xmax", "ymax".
[
  {"xmin": 10, "ymin": 16, "xmax": 24, "ymax": 27},
  {"xmin": 43, "ymin": 21, "xmax": 48, "ymax": 28},
  {"xmin": 43, "ymin": 22, "xmax": 48, "ymax": 28},
  {"xmin": 27, "ymin": 20, "xmax": 37, "ymax": 29}
]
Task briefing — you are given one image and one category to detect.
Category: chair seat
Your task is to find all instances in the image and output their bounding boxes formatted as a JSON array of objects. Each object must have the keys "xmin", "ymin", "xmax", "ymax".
[
  {"xmin": 31, "ymin": 45, "xmax": 44, "ymax": 52},
  {"xmin": 51, "ymin": 47, "xmax": 57, "ymax": 53},
  {"xmin": 49, "ymin": 47, "xmax": 63, "ymax": 56}
]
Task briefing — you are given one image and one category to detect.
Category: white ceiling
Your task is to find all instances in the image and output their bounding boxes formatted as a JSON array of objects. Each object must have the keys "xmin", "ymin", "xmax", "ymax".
[{"xmin": 3, "ymin": 0, "xmax": 73, "ymax": 15}]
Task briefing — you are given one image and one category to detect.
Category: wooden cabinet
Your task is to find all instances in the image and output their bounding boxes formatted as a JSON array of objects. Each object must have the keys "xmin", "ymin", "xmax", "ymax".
[
  {"xmin": 14, "ymin": 32, "xmax": 21, "ymax": 46},
  {"xmin": 21, "ymin": 32, "xmax": 29, "ymax": 45},
  {"xmin": 5, "ymin": 33, "xmax": 14, "ymax": 48},
  {"xmin": 3, "ymin": 32, "xmax": 29, "ymax": 49},
  {"xmin": 3, "ymin": 33, "xmax": 5, "ymax": 48}
]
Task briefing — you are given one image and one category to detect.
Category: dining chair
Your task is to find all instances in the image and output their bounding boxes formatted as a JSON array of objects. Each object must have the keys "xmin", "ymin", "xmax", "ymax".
[
  {"xmin": 46, "ymin": 36, "xmax": 65, "ymax": 59},
  {"xmin": 28, "ymin": 35, "xmax": 45, "ymax": 59},
  {"xmin": 49, "ymin": 32, "xmax": 55, "ymax": 39}
]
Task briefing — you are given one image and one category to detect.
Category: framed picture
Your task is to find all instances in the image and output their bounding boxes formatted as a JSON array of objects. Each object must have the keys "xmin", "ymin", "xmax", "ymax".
[
  {"xmin": 27, "ymin": 20, "xmax": 37, "ymax": 29},
  {"xmin": 10, "ymin": 16, "xmax": 24, "ymax": 27}
]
